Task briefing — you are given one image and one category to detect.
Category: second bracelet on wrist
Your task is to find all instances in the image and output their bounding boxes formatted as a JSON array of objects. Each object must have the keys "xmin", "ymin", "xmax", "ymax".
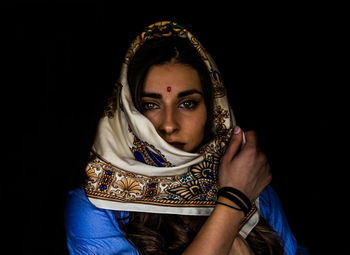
[{"xmin": 216, "ymin": 187, "xmax": 253, "ymax": 216}]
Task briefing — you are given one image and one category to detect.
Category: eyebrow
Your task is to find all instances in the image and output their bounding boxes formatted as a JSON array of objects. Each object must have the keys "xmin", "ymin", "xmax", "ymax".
[
  {"xmin": 141, "ymin": 92, "xmax": 162, "ymax": 99},
  {"xmin": 141, "ymin": 89, "xmax": 203, "ymax": 99},
  {"xmin": 178, "ymin": 89, "xmax": 203, "ymax": 98}
]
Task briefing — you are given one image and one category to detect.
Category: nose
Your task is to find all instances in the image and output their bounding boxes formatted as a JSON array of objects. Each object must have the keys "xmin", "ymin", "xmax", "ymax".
[{"xmin": 158, "ymin": 107, "xmax": 179, "ymax": 136}]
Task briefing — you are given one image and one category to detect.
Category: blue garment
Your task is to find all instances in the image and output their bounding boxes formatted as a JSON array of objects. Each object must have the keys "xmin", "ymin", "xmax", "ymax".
[
  {"xmin": 65, "ymin": 188, "xmax": 139, "ymax": 255},
  {"xmin": 259, "ymin": 186, "xmax": 297, "ymax": 255},
  {"xmin": 65, "ymin": 186, "xmax": 297, "ymax": 255}
]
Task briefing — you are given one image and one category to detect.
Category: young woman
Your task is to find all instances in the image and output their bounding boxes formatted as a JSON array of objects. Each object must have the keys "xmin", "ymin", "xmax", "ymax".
[{"xmin": 65, "ymin": 21, "xmax": 298, "ymax": 254}]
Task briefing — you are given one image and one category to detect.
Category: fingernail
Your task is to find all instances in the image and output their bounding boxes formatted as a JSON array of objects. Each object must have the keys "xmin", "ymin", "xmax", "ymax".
[{"xmin": 233, "ymin": 126, "xmax": 241, "ymax": 135}]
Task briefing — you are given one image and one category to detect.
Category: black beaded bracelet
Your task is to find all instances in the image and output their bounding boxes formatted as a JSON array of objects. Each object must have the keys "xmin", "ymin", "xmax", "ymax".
[
  {"xmin": 217, "ymin": 191, "xmax": 249, "ymax": 215},
  {"xmin": 217, "ymin": 187, "xmax": 252, "ymax": 216},
  {"xmin": 216, "ymin": 201, "xmax": 243, "ymax": 212},
  {"xmin": 218, "ymin": 187, "xmax": 252, "ymax": 210}
]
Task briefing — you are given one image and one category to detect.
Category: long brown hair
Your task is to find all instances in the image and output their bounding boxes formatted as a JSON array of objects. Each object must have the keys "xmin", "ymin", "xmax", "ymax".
[
  {"xmin": 117, "ymin": 212, "xmax": 284, "ymax": 255},
  {"xmin": 123, "ymin": 36, "xmax": 285, "ymax": 254}
]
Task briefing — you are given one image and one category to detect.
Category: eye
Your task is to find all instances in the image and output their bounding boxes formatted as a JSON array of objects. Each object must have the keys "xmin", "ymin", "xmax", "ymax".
[
  {"xmin": 141, "ymin": 102, "xmax": 159, "ymax": 111},
  {"xmin": 179, "ymin": 100, "xmax": 199, "ymax": 109}
]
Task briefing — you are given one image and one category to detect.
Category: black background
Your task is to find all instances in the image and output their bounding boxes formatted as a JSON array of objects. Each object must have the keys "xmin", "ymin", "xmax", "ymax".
[{"xmin": 6, "ymin": 2, "xmax": 346, "ymax": 254}]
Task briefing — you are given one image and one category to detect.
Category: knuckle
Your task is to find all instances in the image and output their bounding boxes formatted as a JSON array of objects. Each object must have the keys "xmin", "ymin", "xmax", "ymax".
[
  {"xmin": 220, "ymin": 155, "xmax": 230, "ymax": 165},
  {"xmin": 260, "ymin": 153, "xmax": 268, "ymax": 164}
]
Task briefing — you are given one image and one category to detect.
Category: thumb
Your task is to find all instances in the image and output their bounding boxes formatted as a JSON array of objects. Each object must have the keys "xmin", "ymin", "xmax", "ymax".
[{"xmin": 225, "ymin": 126, "xmax": 244, "ymax": 159}]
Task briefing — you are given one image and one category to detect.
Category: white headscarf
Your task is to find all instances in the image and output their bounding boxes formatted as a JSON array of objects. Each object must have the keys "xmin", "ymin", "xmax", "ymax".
[{"xmin": 85, "ymin": 21, "xmax": 259, "ymax": 238}]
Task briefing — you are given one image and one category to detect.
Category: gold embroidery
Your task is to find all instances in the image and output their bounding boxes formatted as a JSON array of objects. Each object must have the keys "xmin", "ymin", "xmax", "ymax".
[
  {"xmin": 130, "ymin": 136, "xmax": 172, "ymax": 167},
  {"xmin": 113, "ymin": 177, "xmax": 142, "ymax": 198},
  {"xmin": 86, "ymin": 164, "xmax": 98, "ymax": 183},
  {"xmin": 214, "ymin": 105, "xmax": 230, "ymax": 134},
  {"xmin": 85, "ymin": 153, "xmax": 219, "ymax": 207}
]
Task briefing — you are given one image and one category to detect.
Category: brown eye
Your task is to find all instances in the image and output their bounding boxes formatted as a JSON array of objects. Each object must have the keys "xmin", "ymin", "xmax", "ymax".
[
  {"xmin": 141, "ymin": 102, "xmax": 159, "ymax": 111},
  {"xmin": 179, "ymin": 100, "xmax": 198, "ymax": 109}
]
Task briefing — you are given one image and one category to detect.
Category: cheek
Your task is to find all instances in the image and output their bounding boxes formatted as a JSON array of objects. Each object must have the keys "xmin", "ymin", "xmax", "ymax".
[
  {"xmin": 142, "ymin": 111, "xmax": 159, "ymax": 128},
  {"xmin": 185, "ymin": 107, "xmax": 207, "ymax": 140}
]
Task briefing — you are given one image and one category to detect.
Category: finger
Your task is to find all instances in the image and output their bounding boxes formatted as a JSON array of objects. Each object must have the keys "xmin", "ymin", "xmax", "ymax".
[
  {"xmin": 244, "ymin": 130, "xmax": 258, "ymax": 148},
  {"xmin": 224, "ymin": 126, "xmax": 243, "ymax": 160}
]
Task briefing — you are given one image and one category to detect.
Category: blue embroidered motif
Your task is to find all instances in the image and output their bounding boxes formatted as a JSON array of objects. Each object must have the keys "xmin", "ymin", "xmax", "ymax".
[{"xmin": 131, "ymin": 136, "xmax": 172, "ymax": 167}]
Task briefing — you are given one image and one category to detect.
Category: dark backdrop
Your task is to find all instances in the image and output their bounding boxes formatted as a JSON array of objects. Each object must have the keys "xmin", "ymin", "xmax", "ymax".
[{"xmin": 7, "ymin": 2, "xmax": 345, "ymax": 254}]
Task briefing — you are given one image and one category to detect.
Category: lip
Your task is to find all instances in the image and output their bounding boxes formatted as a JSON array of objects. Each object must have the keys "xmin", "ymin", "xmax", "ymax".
[{"xmin": 168, "ymin": 142, "xmax": 186, "ymax": 150}]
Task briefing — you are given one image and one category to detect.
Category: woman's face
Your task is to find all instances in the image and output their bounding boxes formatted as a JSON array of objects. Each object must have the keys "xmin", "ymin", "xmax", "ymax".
[{"xmin": 141, "ymin": 62, "xmax": 207, "ymax": 152}]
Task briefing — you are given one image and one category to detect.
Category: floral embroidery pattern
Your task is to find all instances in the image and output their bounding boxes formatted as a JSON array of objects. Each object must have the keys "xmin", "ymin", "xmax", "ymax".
[
  {"xmin": 214, "ymin": 105, "xmax": 230, "ymax": 134},
  {"xmin": 190, "ymin": 160, "xmax": 216, "ymax": 180},
  {"xmin": 113, "ymin": 177, "xmax": 142, "ymax": 198},
  {"xmin": 85, "ymin": 153, "xmax": 220, "ymax": 207},
  {"xmin": 86, "ymin": 164, "xmax": 98, "ymax": 183}
]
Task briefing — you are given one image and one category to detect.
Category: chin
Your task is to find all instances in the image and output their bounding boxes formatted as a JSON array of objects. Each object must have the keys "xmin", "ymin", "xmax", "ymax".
[{"xmin": 187, "ymin": 144, "xmax": 200, "ymax": 153}]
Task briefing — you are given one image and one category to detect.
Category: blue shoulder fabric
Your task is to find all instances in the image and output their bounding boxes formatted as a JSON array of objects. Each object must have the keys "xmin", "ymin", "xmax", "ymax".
[
  {"xmin": 259, "ymin": 186, "xmax": 298, "ymax": 255},
  {"xmin": 65, "ymin": 188, "xmax": 139, "ymax": 255},
  {"xmin": 65, "ymin": 187, "xmax": 298, "ymax": 255}
]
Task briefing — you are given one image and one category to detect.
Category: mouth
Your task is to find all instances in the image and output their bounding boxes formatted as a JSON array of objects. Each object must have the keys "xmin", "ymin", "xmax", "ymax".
[{"xmin": 168, "ymin": 142, "xmax": 186, "ymax": 150}]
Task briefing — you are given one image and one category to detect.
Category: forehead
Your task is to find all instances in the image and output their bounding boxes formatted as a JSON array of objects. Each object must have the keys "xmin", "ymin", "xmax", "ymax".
[{"xmin": 143, "ymin": 63, "xmax": 203, "ymax": 92}]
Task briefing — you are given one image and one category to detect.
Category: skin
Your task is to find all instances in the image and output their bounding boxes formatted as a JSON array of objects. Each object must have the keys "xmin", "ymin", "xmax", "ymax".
[
  {"xmin": 141, "ymin": 62, "xmax": 207, "ymax": 153},
  {"xmin": 141, "ymin": 62, "xmax": 271, "ymax": 254},
  {"xmin": 184, "ymin": 130, "xmax": 271, "ymax": 255}
]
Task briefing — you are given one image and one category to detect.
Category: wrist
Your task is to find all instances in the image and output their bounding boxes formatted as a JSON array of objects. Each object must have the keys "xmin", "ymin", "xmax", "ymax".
[
  {"xmin": 216, "ymin": 196, "xmax": 245, "ymax": 218},
  {"xmin": 217, "ymin": 187, "xmax": 253, "ymax": 216}
]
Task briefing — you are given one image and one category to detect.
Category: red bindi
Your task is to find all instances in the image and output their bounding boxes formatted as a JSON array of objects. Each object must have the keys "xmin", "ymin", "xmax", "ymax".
[{"xmin": 167, "ymin": 86, "xmax": 171, "ymax": 92}]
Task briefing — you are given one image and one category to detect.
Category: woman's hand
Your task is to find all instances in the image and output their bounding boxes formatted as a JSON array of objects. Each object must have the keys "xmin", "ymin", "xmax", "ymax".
[
  {"xmin": 219, "ymin": 126, "xmax": 271, "ymax": 202},
  {"xmin": 183, "ymin": 127, "xmax": 271, "ymax": 255}
]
